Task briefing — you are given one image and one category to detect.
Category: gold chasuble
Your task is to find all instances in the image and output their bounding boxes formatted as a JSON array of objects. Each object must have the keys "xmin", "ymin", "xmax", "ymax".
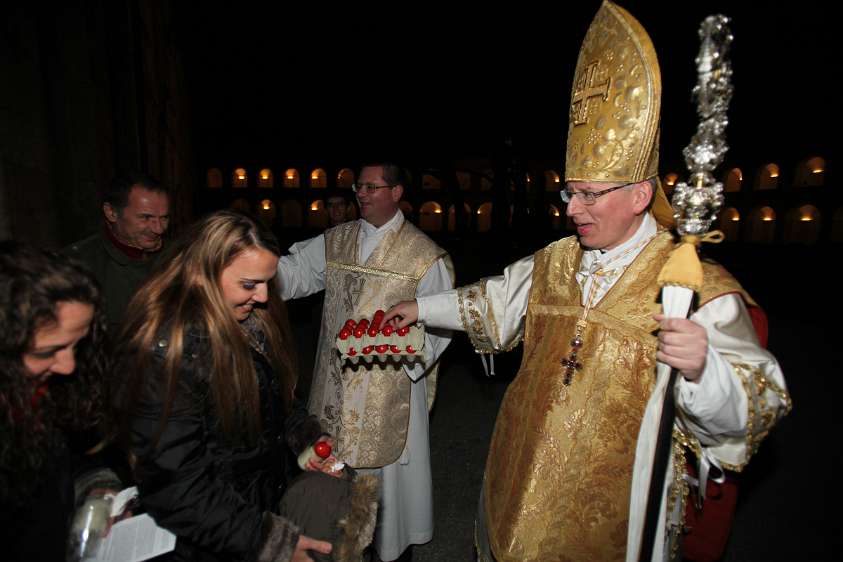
[
  {"xmin": 308, "ymin": 220, "xmax": 449, "ymax": 468},
  {"xmin": 483, "ymin": 231, "xmax": 750, "ymax": 562}
]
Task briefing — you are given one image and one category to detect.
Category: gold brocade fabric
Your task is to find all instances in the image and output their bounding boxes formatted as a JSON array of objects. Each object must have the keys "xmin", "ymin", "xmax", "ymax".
[
  {"xmin": 485, "ymin": 233, "xmax": 674, "ymax": 562},
  {"xmin": 308, "ymin": 220, "xmax": 448, "ymax": 468},
  {"xmin": 482, "ymin": 231, "xmax": 758, "ymax": 562},
  {"xmin": 565, "ymin": 1, "xmax": 661, "ymax": 185}
]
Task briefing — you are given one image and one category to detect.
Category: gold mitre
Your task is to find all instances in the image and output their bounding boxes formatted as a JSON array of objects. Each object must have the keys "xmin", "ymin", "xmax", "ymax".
[
  {"xmin": 566, "ymin": 0, "xmax": 660, "ymax": 184},
  {"xmin": 565, "ymin": 1, "xmax": 675, "ymax": 227}
]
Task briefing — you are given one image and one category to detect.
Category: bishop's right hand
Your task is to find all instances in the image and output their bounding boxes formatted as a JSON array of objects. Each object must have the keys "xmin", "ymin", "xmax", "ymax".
[{"xmin": 383, "ymin": 300, "xmax": 419, "ymax": 329}]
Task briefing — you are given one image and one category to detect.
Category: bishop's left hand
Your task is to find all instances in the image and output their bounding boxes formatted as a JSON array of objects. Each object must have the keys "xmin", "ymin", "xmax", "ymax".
[{"xmin": 653, "ymin": 314, "xmax": 708, "ymax": 382}]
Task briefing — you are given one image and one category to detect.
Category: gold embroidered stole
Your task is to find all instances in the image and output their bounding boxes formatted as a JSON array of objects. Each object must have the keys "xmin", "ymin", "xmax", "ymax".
[{"xmin": 308, "ymin": 219, "xmax": 447, "ymax": 467}]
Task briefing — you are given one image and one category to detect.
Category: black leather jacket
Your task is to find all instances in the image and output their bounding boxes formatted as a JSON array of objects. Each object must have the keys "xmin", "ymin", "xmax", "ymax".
[{"xmin": 127, "ymin": 328, "xmax": 322, "ymax": 562}]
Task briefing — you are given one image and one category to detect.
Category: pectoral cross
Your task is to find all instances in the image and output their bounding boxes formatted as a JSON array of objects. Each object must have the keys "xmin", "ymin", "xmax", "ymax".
[
  {"xmin": 561, "ymin": 353, "xmax": 581, "ymax": 386},
  {"xmin": 561, "ymin": 332, "xmax": 584, "ymax": 386}
]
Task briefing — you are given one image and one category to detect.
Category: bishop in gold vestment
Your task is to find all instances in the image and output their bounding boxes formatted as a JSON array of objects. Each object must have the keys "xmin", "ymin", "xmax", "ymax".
[{"xmin": 384, "ymin": 3, "xmax": 789, "ymax": 560}]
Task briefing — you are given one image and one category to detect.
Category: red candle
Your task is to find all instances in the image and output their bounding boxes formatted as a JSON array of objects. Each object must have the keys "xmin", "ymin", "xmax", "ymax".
[
  {"xmin": 353, "ymin": 327, "xmax": 366, "ymax": 338},
  {"xmin": 390, "ymin": 344, "xmax": 401, "ymax": 354},
  {"xmin": 348, "ymin": 347, "xmax": 357, "ymax": 356},
  {"xmin": 381, "ymin": 324, "xmax": 394, "ymax": 337},
  {"xmin": 405, "ymin": 345, "xmax": 415, "ymax": 354},
  {"xmin": 344, "ymin": 319, "xmax": 356, "ymax": 329},
  {"xmin": 397, "ymin": 326, "xmax": 410, "ymax": 337},
  {"xmin": 367, "ymin": 327, "xmax": 379, "ymax": 338},
  {"xmin": 362, "ymin": 345, "xmax": 374, "ymax": 354},
  {"xmin": 376, "ymin": 344, "xmax": 389, "ymax": 353},
  {"xmin": 338, "ymin": 328, "xmax": 351, "ymax": 340}
]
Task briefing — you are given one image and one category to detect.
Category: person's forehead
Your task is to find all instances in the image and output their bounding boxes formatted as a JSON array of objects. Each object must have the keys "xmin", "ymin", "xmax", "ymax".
[
  {"xmin": 126, "ymin": 186, "xmax": 169, "ymax": 209},
  {"xmin": 327, "ymin": 196, "xmax": 345, "ymax": 204},
  {"xmin": 358, "ymin": 166, "xmax": 385, "ymax": 182}
]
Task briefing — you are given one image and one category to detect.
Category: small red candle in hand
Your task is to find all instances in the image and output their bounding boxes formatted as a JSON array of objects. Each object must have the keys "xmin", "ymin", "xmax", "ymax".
[{"xmin": 314, "ymin": 441, "xmax": 332, "ymax": 459}]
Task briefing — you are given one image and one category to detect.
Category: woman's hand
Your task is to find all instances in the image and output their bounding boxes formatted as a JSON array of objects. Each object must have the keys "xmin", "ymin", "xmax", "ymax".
[
  {"xmin": 292, "ymin": 534, "xmax": 332, "ymax": 562},
  {"xmin": 304, "ymin": 438, "xmax": 342, "ymax": 478}
]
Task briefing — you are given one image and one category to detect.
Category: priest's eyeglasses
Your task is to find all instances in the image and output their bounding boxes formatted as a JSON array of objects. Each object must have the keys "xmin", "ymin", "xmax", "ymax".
[
  {"xmin": 560, "ymin": 182, "xmax": 634, "ymax": 205},
  {"xmin": 352, "ymin": 183, "xmax": 397, "ymax": 194}
]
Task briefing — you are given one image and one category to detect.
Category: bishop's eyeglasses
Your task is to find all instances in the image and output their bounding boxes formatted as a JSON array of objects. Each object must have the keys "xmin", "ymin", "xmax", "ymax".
[{"xmin": 560, "ymin": 182, "xmax": 634, "ymax": 205}]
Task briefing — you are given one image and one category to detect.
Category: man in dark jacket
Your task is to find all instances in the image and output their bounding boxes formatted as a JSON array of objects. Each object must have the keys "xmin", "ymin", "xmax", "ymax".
[{"xmin": 66, "ymin": 173, "xmax": 170, "ymax": 333}]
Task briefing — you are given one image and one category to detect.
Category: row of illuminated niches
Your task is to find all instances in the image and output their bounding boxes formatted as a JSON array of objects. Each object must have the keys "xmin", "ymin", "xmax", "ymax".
[
  {"xmin": 232, "ymin": 196, "xmax": 841, "ymax": 245},
  {"xmin": 206, "ymin": 156, "xmax": 828, "ymax": 193}
]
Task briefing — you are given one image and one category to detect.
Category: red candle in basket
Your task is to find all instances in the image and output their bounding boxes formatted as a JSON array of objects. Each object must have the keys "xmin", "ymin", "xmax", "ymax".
[
  {"xmin": 338, "ymin": 328, "xmax": 351, "ymax": 340},
  {"xmin": 390, "ymin": 344, "xmax": 401, "ymax": 354},
  {"xmin": 381, "ymin": 324, "xmax": 394, "ymax": 337},
  {"xmin": 397, "ymin": 326, "xmax": 410, "ymax": 337},
  {"xmin": 347, "ymin": 347, "xmax": 357, "ymax": 356},
  {"xmin": 362, "ymin": 345, "xmax": 374, "ymax": 354},
  {"xmin": 376, "ymin": 344, "xmax": 389, "ymax": 353},
  {"xmin": 405, "ymin": 345, "xmax": 415, "ymax": 354}
]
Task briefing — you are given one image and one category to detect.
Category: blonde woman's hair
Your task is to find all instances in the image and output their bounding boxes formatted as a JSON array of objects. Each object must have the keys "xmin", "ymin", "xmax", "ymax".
[{"xmin": 118, "ymin": 210, "xmax": 295, "ymax": 446}]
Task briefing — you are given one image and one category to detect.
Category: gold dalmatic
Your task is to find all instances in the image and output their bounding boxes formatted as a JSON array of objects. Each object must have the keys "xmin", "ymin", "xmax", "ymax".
[
  {"xmin": 483, "ymin": 233, "xmax": 670, "ymax": 562},
  {"xmin": 481, "ymin": 231, "xmax": 758, "ymax": 562},
  {"xmin": 308, "ymin": 220, "xmax": 449, "ymax": 468}
]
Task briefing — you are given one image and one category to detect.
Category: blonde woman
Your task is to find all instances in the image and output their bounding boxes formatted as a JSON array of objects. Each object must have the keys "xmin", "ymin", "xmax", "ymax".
[{"xmin": 116, "ymin": 211, "xmax": 340, "ymax": 562}]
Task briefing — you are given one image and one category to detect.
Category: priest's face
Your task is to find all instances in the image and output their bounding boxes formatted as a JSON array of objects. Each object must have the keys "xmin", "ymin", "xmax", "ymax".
[
  {"xmin": 355, "ymin": 165, "xmax": 402, "ymax": 228},
  {"xmin": 564, "ymin": 181, "xmax": 651, "ymax": 250}
]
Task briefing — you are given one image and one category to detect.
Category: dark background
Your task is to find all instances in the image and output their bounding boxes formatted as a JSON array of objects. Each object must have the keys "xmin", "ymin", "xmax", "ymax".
[{"xmin": 177, "ymin": 1, "xmax": 836, "ymax": 170}]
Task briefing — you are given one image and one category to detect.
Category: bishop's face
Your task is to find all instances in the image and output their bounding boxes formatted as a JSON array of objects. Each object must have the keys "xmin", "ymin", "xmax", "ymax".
[{"xmin": 564, "ymin": 180, "xmax": 652, "ymax": 250}]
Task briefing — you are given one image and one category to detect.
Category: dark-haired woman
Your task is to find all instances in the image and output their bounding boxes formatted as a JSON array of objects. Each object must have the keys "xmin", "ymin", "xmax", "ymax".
[{"xmin": 0, "ymin": 241, "xmax": 121, "ymax": 561}]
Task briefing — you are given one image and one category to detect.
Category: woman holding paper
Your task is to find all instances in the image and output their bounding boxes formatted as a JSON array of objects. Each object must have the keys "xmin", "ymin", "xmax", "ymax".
[{"xmin": 116, "ymin": 212, "xmax": 373, "ymax": 562}]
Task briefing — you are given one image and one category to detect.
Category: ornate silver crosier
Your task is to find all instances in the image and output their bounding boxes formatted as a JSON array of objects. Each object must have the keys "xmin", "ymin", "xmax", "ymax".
[{"xmin": 670, "ymin": 15, "xmax": 733, "ymax": 236}]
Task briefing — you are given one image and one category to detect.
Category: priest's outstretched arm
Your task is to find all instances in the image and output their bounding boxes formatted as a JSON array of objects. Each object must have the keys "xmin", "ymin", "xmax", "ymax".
[{"xmin": 385, "ymin": 254, "xmax": 535, "ymax": 354}]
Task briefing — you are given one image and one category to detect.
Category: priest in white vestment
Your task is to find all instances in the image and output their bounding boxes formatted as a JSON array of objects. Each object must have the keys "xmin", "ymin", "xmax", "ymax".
[{"xmin": 277, "ymin": 162, "xmax": 453, "ymax": 562}]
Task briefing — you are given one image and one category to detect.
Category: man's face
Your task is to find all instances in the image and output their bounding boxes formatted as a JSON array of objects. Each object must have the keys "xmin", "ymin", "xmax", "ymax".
[
  {"xmin": 326, "ymin": 196, "xmax": 348, "ymax": 226},
  {"xmin": 564, "ymin": 181, "xmax": 648, "ymax": 250},
  {"xmin": 105, "ymin": 186, "xmax": 170, "ymax": 251},
  {"xmin": 356, "ymin": 166, "xmax": 401, "ymax": 227}
]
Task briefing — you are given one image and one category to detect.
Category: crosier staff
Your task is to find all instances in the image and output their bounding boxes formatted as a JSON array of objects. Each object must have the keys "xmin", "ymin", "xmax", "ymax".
[{"xmin": 636, "ymin": 14, "xmax": 733, "ymax": 562}]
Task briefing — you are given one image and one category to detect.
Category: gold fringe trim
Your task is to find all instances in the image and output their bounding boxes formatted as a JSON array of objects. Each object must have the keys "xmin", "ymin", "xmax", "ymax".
[{"xmin": 326, "ymin": 260, "xmax": 420, "ymax": 282}]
